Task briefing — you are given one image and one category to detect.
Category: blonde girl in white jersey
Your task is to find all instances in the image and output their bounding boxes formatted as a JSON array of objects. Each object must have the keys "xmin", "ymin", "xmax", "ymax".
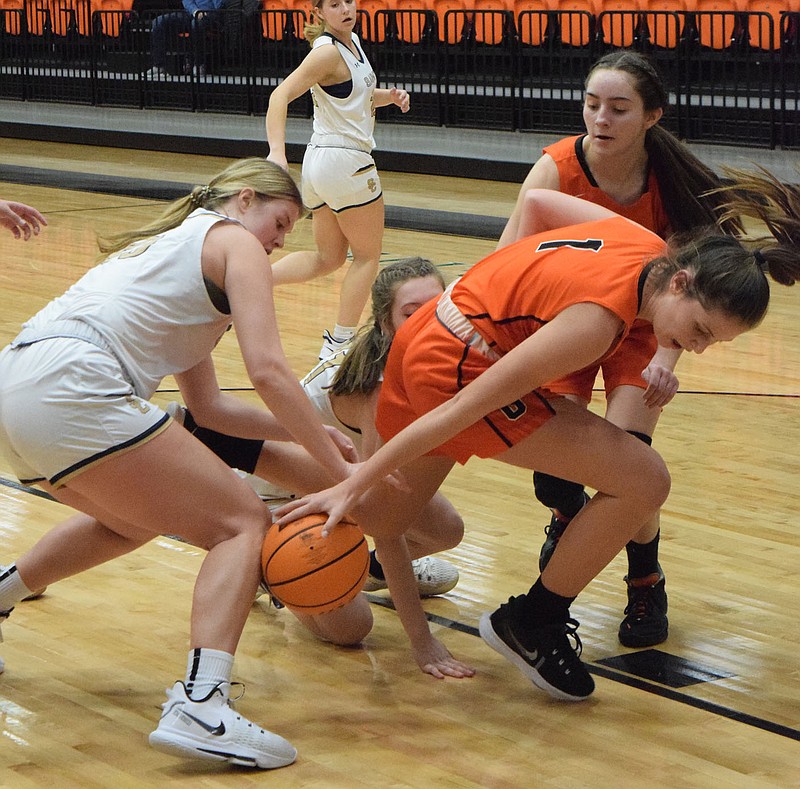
[
  {"xmin": 168, "ymin": 259, "xmax": 463, "ymax": 646},
  {"xmin": 0, "ymin": 159, "xmax": 359, "ymax": 771},
  {"xmin": 266, "ymin": 0, "xmax": 410, "ymax": 359}
]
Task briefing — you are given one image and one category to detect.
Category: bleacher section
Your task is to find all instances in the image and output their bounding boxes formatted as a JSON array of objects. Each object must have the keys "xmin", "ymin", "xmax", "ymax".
[{"xmin": 0, "ymin": 0, "xmax": 798, "ymax": 148}]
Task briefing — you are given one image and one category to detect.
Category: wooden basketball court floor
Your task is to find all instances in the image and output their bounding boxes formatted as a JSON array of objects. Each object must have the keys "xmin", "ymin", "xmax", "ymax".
[{"xmin": 0, "ymin": 140, "xmax": 798, "ymax": 787}]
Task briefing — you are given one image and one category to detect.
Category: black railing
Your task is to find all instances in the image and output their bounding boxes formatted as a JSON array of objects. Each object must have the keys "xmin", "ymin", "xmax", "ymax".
[{"xmin": 1, "ymin": 5, "xmax": 798, "ymax": 149}]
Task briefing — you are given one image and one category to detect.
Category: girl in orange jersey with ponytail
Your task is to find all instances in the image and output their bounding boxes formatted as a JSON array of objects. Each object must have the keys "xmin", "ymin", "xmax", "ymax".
[{"xmin": 275, "ymin": 171, "xmax": 800, "ymax": 700}]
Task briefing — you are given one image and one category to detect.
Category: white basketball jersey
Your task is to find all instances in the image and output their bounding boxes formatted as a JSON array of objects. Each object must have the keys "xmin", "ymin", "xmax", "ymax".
[
  {"xmin": 310, "ymin": 32, "xmax": 376, "ymax": 151},
  {"xmin": 301, "ymin": 348, "xmax": 363, "ymax": 451},
  {"xmin": 19, "ymin": 209, "xmax": 234, "ymax": 398}
]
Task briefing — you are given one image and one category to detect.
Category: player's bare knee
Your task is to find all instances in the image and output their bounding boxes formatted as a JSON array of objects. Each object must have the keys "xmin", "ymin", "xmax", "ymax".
[
  {"xmin": 316, "ymin": 252, "xmax": 346, "ymax": 275},
  {"xmin": 440, "ymin": 509, "xmax": 464, "ymax": 551},
  {"xmin": 305, "ymin": 604, "xmax": 373, "ymax": 646},
  {"xmin": 630, "ymin": 450, "xmax": 671, "ymax": 511},
  {"xmin": 321, "ymin": 612, "xmax": 373, "ymax": 646},
  {"xmin": 206, "ymin": 501, "xmax": 269, "ymax": 550},
  {"xmin": 349, "ymin": 254, "xmax": 379, "ymax": 270}
]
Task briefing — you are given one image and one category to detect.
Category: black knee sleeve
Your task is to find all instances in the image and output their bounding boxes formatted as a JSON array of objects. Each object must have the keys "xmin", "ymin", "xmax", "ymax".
[
  {"xmin": 533, "ymin": 432, "xmax": 652, "ymax": 517},
  {"xmin": 533, "ymin": 471, "xmax": 586, "ymax": 519},
  {"xmin": 181, "ymin": 409, "xmax": 264, "ymax": 474}
]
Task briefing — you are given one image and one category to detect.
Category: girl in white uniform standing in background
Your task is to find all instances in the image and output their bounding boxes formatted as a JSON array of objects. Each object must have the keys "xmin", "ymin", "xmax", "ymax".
[{"xmin": 266, "ymin": 0, "xmax": 410, "ymax": 358}]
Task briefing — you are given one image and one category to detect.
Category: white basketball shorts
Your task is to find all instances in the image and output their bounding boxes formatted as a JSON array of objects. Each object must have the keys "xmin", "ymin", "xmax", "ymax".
[
  {"xmin": 301, "ymin": 144, "xmax": 383, "ymax": 213},
  {"xmin": 0, "ymin": 338, "xmax": 169, "ymax": 488}
]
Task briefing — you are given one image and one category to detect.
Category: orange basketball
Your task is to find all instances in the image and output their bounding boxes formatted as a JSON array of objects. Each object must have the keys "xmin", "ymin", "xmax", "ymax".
[{"xmin": 261, "ymin": 513, "xmax": 369, "ymax": 615}]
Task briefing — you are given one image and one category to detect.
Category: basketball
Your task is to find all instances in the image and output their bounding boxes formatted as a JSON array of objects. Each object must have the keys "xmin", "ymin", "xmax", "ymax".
[{"xmin": 261, "ymin": 513, "xmax": 370, "ymax": 615}]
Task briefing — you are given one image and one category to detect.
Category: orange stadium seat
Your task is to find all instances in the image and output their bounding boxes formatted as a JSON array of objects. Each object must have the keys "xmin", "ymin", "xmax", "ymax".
[
  {"xmin": 50, "ymin": 0, "xmax": 92, "ymax": 36},
  {"xmin": 387, "ymin": 0, "xmax": 430, "ymax": 44},
  {"xmin": 17, "ymin": 0, "xmax": 51, "ymax": 35},
  {"xmin": 550, "ymin": 0, "xmax": 595, "ymax": 47},
  {"xmin": 260, "ymin": 0, "xmax": 305, "ymax": 41},
  {"xmin": 280, "ymin": 0, "xmax": 310, "ymax": 15},
  {"xmin": 427, "ymin": 0, "xmax": 471, "ymax": 43},
  {"xmin": 739, "ymin": 0, "xmax": 795, "ymax": 50},
  {"xmin": 356, "ymin": 0, "xmax": 389, "ymax": 25},
  {"xmin": 357, "ymin": 0, "xmax": 389, "ymax": 41},
  {"xmin": 691, "ymin": 0, "xmax": 740, "ymax": 49},
  {"xmin": 598, "ymin": 0, "xmax": 642, "ymax": 47},
  {"xmin": 0, "ymin": 0, "xmax": 25, "ymax": 35},
  {"xmin": 472, "ymin": 0, "xmax": 514, "ymax": 45},
  {"xmin": 640, "ymin": 0, "xmax": 687, "ymax": 48},
  {"xmin": 92, "ymin": 0, "xmax": 133, "ymax": 37},
  {"xmin": 514, "ymin": 0, "xmax": 551, "ymax": 46}
]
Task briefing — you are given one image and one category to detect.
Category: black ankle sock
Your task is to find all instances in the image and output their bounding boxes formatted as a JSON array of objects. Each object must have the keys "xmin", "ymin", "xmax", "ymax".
[
  {"xmin": 625, "ymin": 531, "xmax": 660, "ymax": 579},
  {"xmin": 183, "ymin": 407, "xmax": 198, "ymax": 432},
  {"xmin": 369, "ymin": 550, "xmax": 384, "ymax": 580},
  {"xmin": 519, "ymin": 578, "xmax": 576, "ymax": 629}
]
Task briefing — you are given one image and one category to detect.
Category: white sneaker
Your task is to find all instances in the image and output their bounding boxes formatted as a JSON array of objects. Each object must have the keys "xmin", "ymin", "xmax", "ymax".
[
  {"xmin": 364, "ymin": 556, "xmax": 459, "ymax": 598},
  {"xmin": 319, "ymin": 329, "xmax": 352, "ymax": 361},
  {"xmin": 149, "ymin": 681, "xmax": 297, "ymax": 769}
]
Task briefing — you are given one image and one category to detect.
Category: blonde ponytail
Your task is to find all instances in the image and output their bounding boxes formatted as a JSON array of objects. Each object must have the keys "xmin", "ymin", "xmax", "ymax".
[
  {"xmin": 96, "ymin": 158, "xmax": 302, "ymax": 260},
  {"xmin": 304, "ymin": 0, "xmax": 326, "ymax": 45}
]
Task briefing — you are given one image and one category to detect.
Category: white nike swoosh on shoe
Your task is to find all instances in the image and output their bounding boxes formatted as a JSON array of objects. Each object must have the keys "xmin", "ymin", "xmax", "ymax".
[{"xmin": 505, "ymin": 628, "xmax": 544, "ymax": 667}]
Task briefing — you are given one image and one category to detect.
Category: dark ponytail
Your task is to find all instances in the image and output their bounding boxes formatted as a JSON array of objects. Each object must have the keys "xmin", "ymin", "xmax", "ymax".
[
  {"xmin": 588, "ymin": 50, "xmax": 743, "ymax": 236},
  {"xmin": 713, "ymin": 166, "xmax": 800, "ymax": 288}
]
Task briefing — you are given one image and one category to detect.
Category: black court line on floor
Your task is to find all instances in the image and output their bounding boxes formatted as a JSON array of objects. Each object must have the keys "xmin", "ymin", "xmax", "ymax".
[
  {"xmin": 595, "ymin": 649, "xmax": 734, "ymax": 687},
  {"xmin": 2, "ymin": 477, "xmax": 799, "ymax": 743},
  {"xmin": 364, "ymin": 594, "xmax": 800, "ymax": 742},
  {"xmin": 0, "ymin": 164, "xmax": 506, "ymax": 240}
]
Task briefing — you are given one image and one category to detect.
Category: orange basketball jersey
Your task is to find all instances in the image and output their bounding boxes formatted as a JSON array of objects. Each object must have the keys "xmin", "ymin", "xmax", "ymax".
[
  {"xmin": 450, "ymin": 215, "xmax": 668, "ymax": 363},
  {"xmin": 544, "ymin": 135, "xmax": 670, "ymax": 238},
  {"xmin": 376, "ymin": 216, "xmax": 668, "ymax": 463}
]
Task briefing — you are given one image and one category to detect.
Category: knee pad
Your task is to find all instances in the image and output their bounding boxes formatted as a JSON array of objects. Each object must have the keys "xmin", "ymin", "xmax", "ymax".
[{"xmin": 533, "ymin": 471, "xmax": 586, "ymax": 516}]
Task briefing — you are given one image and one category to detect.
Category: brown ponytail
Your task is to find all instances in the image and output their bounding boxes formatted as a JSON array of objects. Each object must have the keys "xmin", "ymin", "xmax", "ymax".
[{"xmin": 331, "ymin": 258, "xmax": 445, "ymax": 396}]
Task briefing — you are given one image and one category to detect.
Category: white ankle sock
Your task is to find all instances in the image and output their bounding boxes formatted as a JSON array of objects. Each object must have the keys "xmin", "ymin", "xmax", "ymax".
[
  {"xmin": 331, "ymin": 324, "xmax": 356, "ymax": 342},
  {"xmin": 184, "ymin": 647, "xmax": 234, "ymax": 699},
  {"xmin": 0, "ymin": 564, "xmax": 33, "ymax": 612}
]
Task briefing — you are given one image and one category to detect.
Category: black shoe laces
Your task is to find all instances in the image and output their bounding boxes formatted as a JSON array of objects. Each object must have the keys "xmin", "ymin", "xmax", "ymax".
[
  {"xmin": 624, "ymin": 583, "xmax": 659, "ymax": 619},
  {"xmin": 543, "ymin": 517, "xmax": 567, "ymax": 540},
  {"xmin": 500, "ymin": 598, "xmax": 585, "ymax": 663},
  {"xmin": 555, "ymin": 617, "xmax": 584, "ymax": 659}
]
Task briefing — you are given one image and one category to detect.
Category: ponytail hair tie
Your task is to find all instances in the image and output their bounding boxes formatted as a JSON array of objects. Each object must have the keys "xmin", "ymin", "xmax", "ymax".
[
  {"xmin": 191, "ymin": 185, "xmax": 211, "ymax": 207},
  {"xmin": 753, "ymin": 249, "xmax": 769, "ymax": 273}
]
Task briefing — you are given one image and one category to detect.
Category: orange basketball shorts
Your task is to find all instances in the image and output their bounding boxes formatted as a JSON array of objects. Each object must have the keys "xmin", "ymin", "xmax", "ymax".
[{"xmin": 375, "ymin": 301, "xmax": 558, "ymax": 465}]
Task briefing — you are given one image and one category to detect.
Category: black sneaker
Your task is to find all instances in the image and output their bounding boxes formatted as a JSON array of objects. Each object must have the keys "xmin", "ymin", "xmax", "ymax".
[
  {"xmin": 479, "ymin": 596, "xmax": 595, "ymax": 701},
  {"xmin": 537, "ymin": 492, "xmax": 590, "ymax": 573},
  {"xmin": 618, "ymin": 566, "xmax": 668, "ymax": 648},
  {"xmin": 538, "ymin": 513, "xmax": 570, "ymax": 572}
]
